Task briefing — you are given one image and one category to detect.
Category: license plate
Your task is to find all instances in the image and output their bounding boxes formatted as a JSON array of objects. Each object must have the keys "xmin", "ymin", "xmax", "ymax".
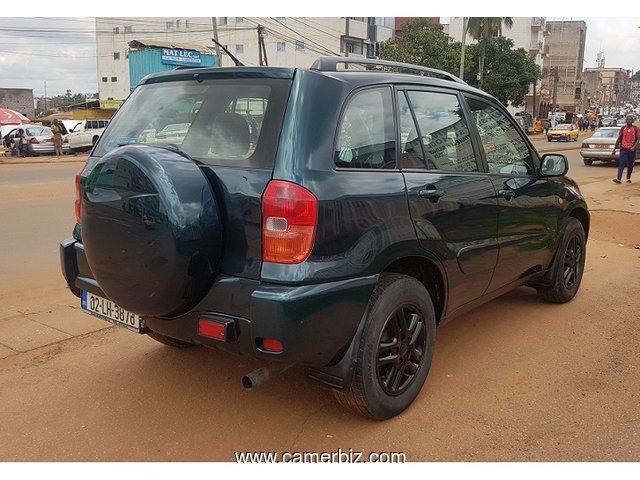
[
  {"xmin": 81, "ymin": 291, "xmax": 144, "ymax": 333},
  {"xmin": 596, "ymin": 145, "xmax": 610, "ymax": 149}
]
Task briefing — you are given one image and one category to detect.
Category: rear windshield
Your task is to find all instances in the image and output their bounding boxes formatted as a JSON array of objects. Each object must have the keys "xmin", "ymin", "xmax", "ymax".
[
  {"xmin": 93, "ymin": 77, "xmax": 292, "ymax": 168},
  {"xmin": 592, "ymin": 128, "xmax": 619, "ymax": 138}
]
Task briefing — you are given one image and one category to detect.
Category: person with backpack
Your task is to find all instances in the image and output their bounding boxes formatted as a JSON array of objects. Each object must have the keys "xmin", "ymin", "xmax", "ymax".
[{"xmin": 612, "ymin": 115, "xmax": 638, "ymax": 184}]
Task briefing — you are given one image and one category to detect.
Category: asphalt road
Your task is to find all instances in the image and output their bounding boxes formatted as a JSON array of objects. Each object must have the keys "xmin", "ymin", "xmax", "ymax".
[{"xmin": 1, "ymin": 151, "xmax": 639, "ymax": 462}]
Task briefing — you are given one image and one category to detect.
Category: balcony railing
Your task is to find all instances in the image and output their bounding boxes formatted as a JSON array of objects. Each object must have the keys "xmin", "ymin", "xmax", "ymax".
[
  {"xmin": 529, "ymin": 40, "xmax": 543, "ymax": 51},
  {"xmin": 532, "ymin": 17, "xmax": 545, "ymax": 29}
]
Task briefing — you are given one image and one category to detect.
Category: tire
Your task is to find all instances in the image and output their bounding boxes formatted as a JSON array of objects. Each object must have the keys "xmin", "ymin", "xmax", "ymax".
[
  {"xmin": 147, "ymin": 331, "xmax": 195, "ymax": 348},
  {"xmin": 583, "ymin": 158, "xmax": 593, "ymax": 166},
  {"xmin": 334, "ymin": 273, "xmax": 436, "ymax": 420},
  {"xmin": 537, "ymin": 218, "xmax": 586, "ymax": 304}
]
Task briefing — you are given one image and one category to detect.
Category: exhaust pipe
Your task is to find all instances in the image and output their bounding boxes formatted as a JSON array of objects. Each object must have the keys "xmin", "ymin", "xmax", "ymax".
[{"xmin": 242, "ymin": 365, "xmax": 293, "ymax": 391}]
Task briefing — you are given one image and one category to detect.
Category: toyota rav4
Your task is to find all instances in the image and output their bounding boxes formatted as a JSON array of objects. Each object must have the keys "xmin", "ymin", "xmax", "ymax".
[{"xmin": 60, "ymin": 57, "xmax": 589, "ymax": 419}]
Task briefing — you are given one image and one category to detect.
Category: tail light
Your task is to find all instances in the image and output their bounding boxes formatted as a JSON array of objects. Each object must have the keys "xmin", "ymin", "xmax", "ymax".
[
  {"xmin": 29, "ymin": 138, "xmax": 39, "ymax": 144},
  {"xmin": 262, "ymin": 180, "xmax": 318, "ymax": 264},
  {"xmin": 63, "ymin": 138, "xmax": 69, "ymax": 144},
  {"xmin": 75, "ymin": 165, "xmax": 86, "ymax": 223},
  {"xmin": 581, "ymin": 143, "xmax": 588, "ymax": 148}
]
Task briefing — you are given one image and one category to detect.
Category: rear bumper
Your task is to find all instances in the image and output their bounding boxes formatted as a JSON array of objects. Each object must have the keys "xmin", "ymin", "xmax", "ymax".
[
  {"xmin": 60, "ymin": 238, "xmax": 377, "ymax": 366},
  {"xmin": 30, "ymin": 144, "xmax": 71, "ymax": 155},
  {"xmin": 579, "ymin": 148, "xmax": 618, "ymax": 160}
]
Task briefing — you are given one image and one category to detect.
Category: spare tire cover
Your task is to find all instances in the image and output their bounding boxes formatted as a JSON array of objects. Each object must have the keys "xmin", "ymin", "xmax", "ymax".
[{"xmin": 81, "ymin": 145, "xmax": 223, "ymax": 317}]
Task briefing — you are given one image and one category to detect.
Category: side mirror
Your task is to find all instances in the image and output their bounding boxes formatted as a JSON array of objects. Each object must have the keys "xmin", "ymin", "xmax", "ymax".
[{"xmin": 540, "ymin": 153, "xmax": 568, "ymax": 176}]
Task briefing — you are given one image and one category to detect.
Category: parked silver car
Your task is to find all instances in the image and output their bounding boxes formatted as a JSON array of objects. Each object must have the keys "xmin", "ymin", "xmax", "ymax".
[
  {"xmin": 580, "ymin": 127, "xmax": 620, "ymax": 165},
  {"xmin": 4, "ymin": 125, "xmax": 70, "ymax": 156}
]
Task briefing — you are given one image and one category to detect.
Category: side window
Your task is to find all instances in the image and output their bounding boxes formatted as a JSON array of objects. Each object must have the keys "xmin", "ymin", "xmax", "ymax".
[
  {"xmin": 407, "ymin": 91, "xmax": 478, "ymax": 172},
  {"xmin": 466, "ymin": 97, "xmax": 535, "ymax": 175},
  {"xmin": 335, "ymin": 88, "xmax": 396, "ymax": 169},
  {"xmin": 398, "ymin": 92, "xmax": 426, "ymax": 169}
]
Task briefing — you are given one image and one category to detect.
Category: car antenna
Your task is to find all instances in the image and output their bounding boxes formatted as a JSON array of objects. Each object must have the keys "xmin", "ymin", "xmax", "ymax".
[{"xmin": 211, "ymin": 37, "xmax": 245, "ymax": 67}]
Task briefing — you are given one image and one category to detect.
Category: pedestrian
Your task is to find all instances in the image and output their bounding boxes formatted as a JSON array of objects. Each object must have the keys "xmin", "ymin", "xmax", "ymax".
[
  {"xmin": 17, "ymin": 128, "xmax": 28, "ymax": 157},
  {"xmin": 612, "ymin": 115, "xmax": 638, "ymax": 184},
  {"xmin": 534, "ymin": 118, "xmax": 542, "ymax": 135},
  {"xmin": 543, "ymin": 119, "xmax": 550, "ymax": 136},
  {"xmin": 51, "ymin": 119, "xmax": 64, "ymax": 157},
  {"xmin": 550, "ymin": 117, "xmax": 558, "ymax": 129}
]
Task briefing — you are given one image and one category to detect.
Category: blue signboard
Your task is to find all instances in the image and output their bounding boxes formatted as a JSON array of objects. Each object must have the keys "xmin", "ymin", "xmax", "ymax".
[{"xmin": 161, "ymin": 48, "xmax": 201, "ymax": 66}]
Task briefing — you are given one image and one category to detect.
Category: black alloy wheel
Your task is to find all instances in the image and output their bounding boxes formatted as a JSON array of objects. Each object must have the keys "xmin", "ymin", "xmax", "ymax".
[
  {"xmin": 334, "ymin": 273, "xmax": 436, "ymax": 420},
  {"xmin": 536, "ymin": 218, "xmax": 586, "ymax": 304},
  {"xmin": 376, "ymin": 305, "xmax": 427, "ymax": 396},
  {"xmin": 562, "ymin": 234, "xmax": 583, "ymax": 291}
]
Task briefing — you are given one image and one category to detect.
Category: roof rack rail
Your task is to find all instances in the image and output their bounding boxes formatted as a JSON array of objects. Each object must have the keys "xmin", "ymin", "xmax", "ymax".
[{"xmin": 310, "ymin": 56, "xmax": 467, "ymax": 85}]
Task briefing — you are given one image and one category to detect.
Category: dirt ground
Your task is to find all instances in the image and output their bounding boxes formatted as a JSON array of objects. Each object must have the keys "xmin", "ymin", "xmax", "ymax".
[{"xmin": 1, "ymin": 157, "xmax": 639, "ymax": 462}]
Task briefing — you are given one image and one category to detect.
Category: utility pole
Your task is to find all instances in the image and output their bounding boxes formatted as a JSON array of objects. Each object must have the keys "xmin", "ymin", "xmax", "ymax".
[
  {"xmin": 44, "ymin": 81, "xmax": 47, "ymax": 114},
  {"xmin": 257, "ymin": 25, "xmax": 268, "ymax": 66},
  {"xmin": 211, "ymin": 17, "xmax": 221, "ymax": 67},
  {"xmin": 533, "ymin": 81, "xmax": 537, "ymax": 120},
  {"xmin": 459, "ymin": 17, "xmax": 466, "ymax": 79}
]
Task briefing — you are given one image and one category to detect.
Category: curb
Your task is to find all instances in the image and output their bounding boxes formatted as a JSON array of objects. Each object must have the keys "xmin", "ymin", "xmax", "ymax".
[{"xmin": 0, "ymin": 156, "xmax": 87, "ymax": 166}]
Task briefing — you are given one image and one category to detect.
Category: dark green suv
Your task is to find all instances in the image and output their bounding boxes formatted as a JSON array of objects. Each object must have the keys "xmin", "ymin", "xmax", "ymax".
[{"xmin": 60, "ymin": 57, "xmax": 589, "ymax": 419}]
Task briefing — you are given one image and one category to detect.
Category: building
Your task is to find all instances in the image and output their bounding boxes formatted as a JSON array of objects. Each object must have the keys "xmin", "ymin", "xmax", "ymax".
[
  {"xmin": 631, "ymin": 81, "xmax": 640, "ymax": 104},
  {"xmin": 447, "ymin": 17, "xmax": 547, "ymax": 116},
  {"xmin": 582, "ymin": 68, "xmax": 631, "ymax": 114},
  {"xmin": 95, "ymin": 17, "xmax": 395, "ymax": 103},
  {"xmin": 0, "ymin": 88, "xmax": 35, "ymax": 118},
  {"xmin": 542, "ymin": 20, "xmax": 587, "ymax": 113}
]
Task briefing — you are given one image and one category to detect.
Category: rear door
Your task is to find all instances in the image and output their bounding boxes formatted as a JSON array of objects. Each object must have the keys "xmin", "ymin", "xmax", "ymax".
[
  {"xmin": 398, "ymin": 88, "xmax": 499, "ymax": 311},
  {"xmin": 464, "ymin": 94, "xmax": 560, "ymax": 292}
]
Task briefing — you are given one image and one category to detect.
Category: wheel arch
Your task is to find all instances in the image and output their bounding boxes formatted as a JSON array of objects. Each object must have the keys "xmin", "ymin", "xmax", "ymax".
[
  {"xmin": 569, "ymin": 206, "xmax": 590, "ymax": 239},
  {"xmin": 383, "ymin": 255, "xmax": 446, "ymax": 325}
]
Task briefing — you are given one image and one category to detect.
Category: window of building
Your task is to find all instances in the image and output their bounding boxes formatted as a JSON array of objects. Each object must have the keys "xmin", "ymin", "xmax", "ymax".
[
  {"xmin": 295, "ymin": 41, "xmax": 305, "ymax": 51},
  {"xmin": 113, "ymin": 27, "xmax": 119, "ymax": 34},
  {"xmin": 276, "ymin": 42, "xmax": 286, "ymax": 52},
  {"xmin": 235, "ymin": 44, "xmax": 244, "ymax": 54},
  {"xmin": 114, "ymin": 52, "xmax": 120, "ymax": 60},
  {"xmin": 111, "ymin": 77, "xmax": 117, "ymax": 82},
  {"xmin": 219, "ymin": 17, "xmax": 227, "ymax": 25},
  {"xmin": 236, "ymin": 17, "xmax": 244, "ymax": 23},
  {"xmin": 185, "ymin": 20, "xmax": 190, "ymax": 29},
  {"xmin": 124, "ymin": 25, "xmax": 133, "ymax": 33},
  {"xmin": 166, "ymin": 21, "xmax": 175, "ymax": 30},
  {"xmin": 102, "ymin": 77, "xmax": 108, "ymax": 82}
]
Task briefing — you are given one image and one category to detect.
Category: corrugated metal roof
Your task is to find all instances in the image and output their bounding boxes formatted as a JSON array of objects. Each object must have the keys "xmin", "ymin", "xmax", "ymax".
[{"xmin": 128, "ymin": 39, "xmax": 213, "ymax": 54}]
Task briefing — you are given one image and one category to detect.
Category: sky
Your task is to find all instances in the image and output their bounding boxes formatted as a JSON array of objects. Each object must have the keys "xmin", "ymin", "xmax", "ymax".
[{"xmin": 0, "ymin": 2, "xmax": 638, "ymax": 98}]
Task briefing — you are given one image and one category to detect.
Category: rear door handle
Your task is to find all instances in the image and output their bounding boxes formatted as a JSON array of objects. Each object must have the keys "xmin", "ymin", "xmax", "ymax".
[
  {"xmin": 498, "ymin": 189, "xmax": 515, "ymax": 200},
  {"xmin": 419, "ymin": 188, "xmax": 446, "ymax": 200}
]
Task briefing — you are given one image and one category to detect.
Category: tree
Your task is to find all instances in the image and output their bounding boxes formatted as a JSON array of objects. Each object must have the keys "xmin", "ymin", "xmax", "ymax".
[
  {"xmin": 379, "ymin": 19, "xmax": 461, "ymax": 75},
  {"xmin": 631, "ymin": 70, "xmax": 640, "ymax": 82},
  {"xmin": 466, "ymin": 37, "xmax": 541, "ymax": 107},
  {"xmin": 466, "ymin": 17, "xmax": 513, "ymax": 89}
]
